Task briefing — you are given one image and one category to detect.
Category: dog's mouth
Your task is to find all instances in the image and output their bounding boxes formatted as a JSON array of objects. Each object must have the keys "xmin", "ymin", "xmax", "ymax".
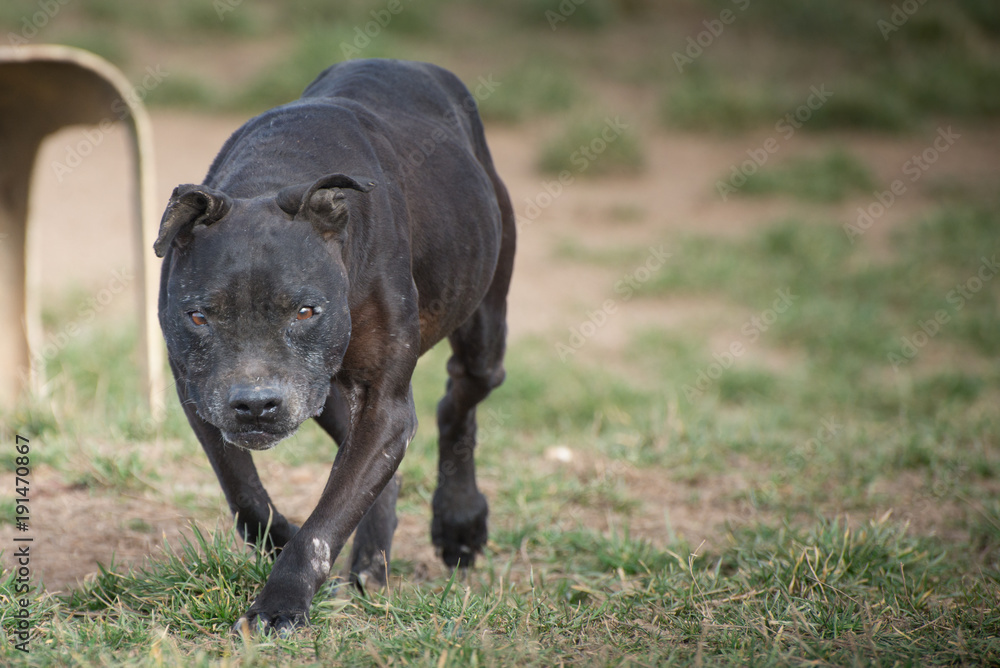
[
  {"xmin": 195, "ymin": 382, "xmax": 325, "ymax": 451},
  {"xmin": 221, "ymin": 427, "xmax": 292, "ymax": 451}
]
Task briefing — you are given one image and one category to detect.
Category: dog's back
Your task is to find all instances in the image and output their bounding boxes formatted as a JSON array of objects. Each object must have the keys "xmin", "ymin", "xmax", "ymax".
[
  {"xmin": 303, "ymin": 59, "xmax": 483, "ymax": 145},
  {"xmin": 206, "ymin": 59, "xmax": 495, "ymax": 198}
]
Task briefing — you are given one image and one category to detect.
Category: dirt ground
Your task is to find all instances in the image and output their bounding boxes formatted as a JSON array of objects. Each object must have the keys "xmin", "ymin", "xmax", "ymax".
[{"xmin": 7, "ymin": 110, "xmax": 1000, "ymax": 592}]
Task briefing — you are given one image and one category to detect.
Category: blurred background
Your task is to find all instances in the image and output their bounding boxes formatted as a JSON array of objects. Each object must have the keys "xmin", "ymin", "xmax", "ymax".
[
  {"xmin": 1, "ymin": 0, "xmax": 999, "ymax": 653},
  {"xmin": 6, "ymin": 0, "xmax": 1000, "ymax": 310}
]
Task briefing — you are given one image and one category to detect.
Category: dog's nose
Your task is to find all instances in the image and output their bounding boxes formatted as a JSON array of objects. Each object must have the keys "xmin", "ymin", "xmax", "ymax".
[{"xmin": 229, "ymin": 385, "xmax": 283, "ymax": 422}]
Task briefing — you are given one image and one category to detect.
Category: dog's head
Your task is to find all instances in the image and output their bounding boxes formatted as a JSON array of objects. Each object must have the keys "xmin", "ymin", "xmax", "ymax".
[{"xmin": 155, "ymin": 174, "xmax": 375, "ymax": 450}]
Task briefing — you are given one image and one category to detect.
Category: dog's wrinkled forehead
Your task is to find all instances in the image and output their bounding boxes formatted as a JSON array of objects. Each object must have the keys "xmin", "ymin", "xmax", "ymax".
[
  {"xmin": 171, "ymin": 201, "xmax": 338, "ymax": 312},
  {"xmin": 156, "ymin": 173, "xmax": 373, "ymax": 262}
]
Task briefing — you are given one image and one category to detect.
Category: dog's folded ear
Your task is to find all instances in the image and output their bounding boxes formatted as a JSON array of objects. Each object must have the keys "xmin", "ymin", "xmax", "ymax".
[
  {"xmin": 276, "ymin": 174, "xmax": 376, "ymax": 240},
  {"xmin": 154, "ymin": 184, "xmax": 233, "ymax": 258}
]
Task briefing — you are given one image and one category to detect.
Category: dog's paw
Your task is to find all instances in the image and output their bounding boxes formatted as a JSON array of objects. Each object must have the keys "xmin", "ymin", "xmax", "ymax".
[
  {"xmin": 235, "ymin": 516, "xmax": 300, "ymax": 555},
  {"xmin": 266, "ymin": 522, "xmax": 301, "ymax": 554},
  {"xmin": 431, "ymin": 489, "xmax": 488, "ymax": 568},
  {"xmin": 348, "ymin": 545, "xmax": 391, "ymax": 594},
  {"xmin": 349, "ymin": 565, "xmax": 389, "ymax": 594},
  {"xmin": 232, "ymin": 606, "xmax": 309, "ymax": 637}
]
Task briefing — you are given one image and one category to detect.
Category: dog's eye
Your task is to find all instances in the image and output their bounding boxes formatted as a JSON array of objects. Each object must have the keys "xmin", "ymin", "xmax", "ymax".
[
  {"xmin": 188, "ymin": 311, "xmax": 208, "ymax": 326},
  {"xmin": 296, "ymin": 306, "xmax": 315, "ymax": 321}
]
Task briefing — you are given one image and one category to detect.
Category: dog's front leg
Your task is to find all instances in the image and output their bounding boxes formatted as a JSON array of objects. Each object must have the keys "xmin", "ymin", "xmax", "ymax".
[
  {"xmin": 234, "ymin": 379, "xmax": 417, "ymax": 635},
  {"xmin": 172, "ymin": 361, "xmax": 299, "ymax": 552}
]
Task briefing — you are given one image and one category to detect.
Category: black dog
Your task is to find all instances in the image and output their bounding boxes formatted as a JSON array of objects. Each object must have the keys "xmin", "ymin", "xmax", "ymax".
[{"xmin": 154, "ymin": 59, "xmax": 515, "ymax": 633}]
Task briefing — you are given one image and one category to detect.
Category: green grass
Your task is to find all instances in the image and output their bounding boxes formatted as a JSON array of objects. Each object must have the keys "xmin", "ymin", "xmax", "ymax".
[
  {"xmin": 661, "ymin": 69, "xmax": 795, "ymax": 134},
  {"xmin": 537, "ymin": 115, "xmax": 645, "ymax": 176},
  {"xmin": 2, "ymin": 196, "xmax": 998, "ymax": 663},
  {"xmin": 2, "ymin": 518, "xmax": 996, "ymax": 665},
  {"xmin": 517, "ymin": 0, "xmax": 620, "ymax": 30},
  {"xmin": 5, "ymin": 0, "xmax": 996, "ymax": 132},
  {"xmin": 57, "ymin": 32, "xmax": 129, "ymax": 67},
  {"xmin": 736, "ymin": 149, "xmax": 876, "ymax": 202},
  {"xmin": 1, "ymin": 1, "xmax": 999, "ymax": 663},
  {"xmin": 229, "ymin": 27, "xmax": 361, "ymax": 112},
  {"xmin": 68, "ymin": 451, "xmax": 159, "ymax": 492},
  {"xmin": 628, "ymin": 204, "xmax": 1000, "ymax": 369},
  {"xmin": 661, "ymin": 68, "xmax": 920, "ymax": 134},
  {"xmin": 663, "ymin": 0, "xmax": 1000, "ymax": 133},
  {"xmin": 0, "ymin": 498, "xmax": 16, "ymax": 527},
  {"xmin": 147, "ymin": 74, "xmax": 219, "ymax": 109},
  {"xmin": 78, "ymin": 0, "xmax": 261, "ymax": 38},
  {"xmin": 478, "ymin": 60, "xmax": 582, "ymax": 123},
  {"xmin": 2, "ymin": 177, "xmax": 998, "ymax": 665}
]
